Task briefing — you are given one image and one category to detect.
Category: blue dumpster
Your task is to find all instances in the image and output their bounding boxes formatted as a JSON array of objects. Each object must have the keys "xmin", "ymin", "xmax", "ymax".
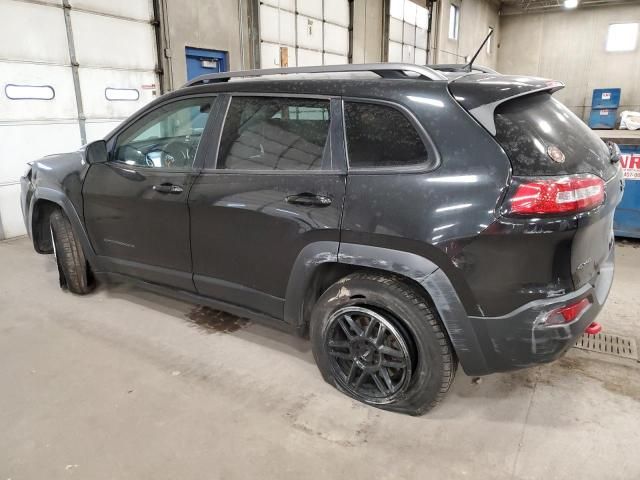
[{"xmin": 611, "ymin": 142, "xmax": 640, "ymax": 238}]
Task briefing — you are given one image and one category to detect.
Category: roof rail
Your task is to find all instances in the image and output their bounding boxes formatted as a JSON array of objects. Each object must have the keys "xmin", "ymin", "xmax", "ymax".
[
  {"xmin": 429, "ymin": 64, "xmax": 499, "ymax": 74},
  {"xmin": 183, "ymin": 63, "xmax": 448, "ymax": 87}
]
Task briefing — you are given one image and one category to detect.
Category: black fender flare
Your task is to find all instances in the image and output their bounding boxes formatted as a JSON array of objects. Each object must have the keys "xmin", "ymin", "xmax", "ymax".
[
  {"xmin": 284, "ymin": 242, "xmax": 490, "ymax": 375},
  {"xmin": 30, "ymin": 187, "xmax": 98, "ymax": 268}
]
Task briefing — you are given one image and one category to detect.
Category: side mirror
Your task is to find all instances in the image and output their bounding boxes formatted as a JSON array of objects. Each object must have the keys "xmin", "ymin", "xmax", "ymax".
[{"xmin": 85, "ymin": 140, "xmax": 108, "ymax": 164}]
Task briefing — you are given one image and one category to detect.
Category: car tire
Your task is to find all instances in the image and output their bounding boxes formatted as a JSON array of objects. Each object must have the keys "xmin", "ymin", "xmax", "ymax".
[
  {"xmin": 49, "ymin": 208, "xmax": 94, "ymax": 295},
  {"xmin": 310, "ymin": 272, "xmax": 457, "ymax": 415}
]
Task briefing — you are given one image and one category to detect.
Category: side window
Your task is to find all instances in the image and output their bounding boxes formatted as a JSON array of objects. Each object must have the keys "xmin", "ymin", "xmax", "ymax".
[
  {"xmin": 113, "ymin": 97, "xmax": 213, "ymax": 169},
  {"xmin": 344, "ymin": 102, "xmax": 429, "ymax": 169},
  {"xmin": 217, "ymin": 97, "xmax": 330, "ymax": 171}
]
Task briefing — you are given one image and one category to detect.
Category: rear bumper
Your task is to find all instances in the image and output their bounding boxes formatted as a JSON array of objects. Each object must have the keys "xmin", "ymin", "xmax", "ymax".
[{"xmin": 466, "ymin": 245, "xmax": 614, "ymax": 374}]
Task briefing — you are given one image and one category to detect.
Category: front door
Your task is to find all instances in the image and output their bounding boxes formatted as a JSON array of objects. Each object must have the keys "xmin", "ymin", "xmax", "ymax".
[
  {"xmin": 189, "ymin": 95, "xmax": 347, "ymax": 320},
  {"xmin": 83, "ymin": 95, "xmax": 216, "ymax": 290}
]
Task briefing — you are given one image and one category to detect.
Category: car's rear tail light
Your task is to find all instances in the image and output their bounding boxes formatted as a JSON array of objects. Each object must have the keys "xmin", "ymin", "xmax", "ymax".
[
  {"xmin": 506, "ymin": 174, "xmax": 605, "ymax": 215},
  {"xmin": 543, "ymin": 298, "xmax": 591, "ymax": 326}
]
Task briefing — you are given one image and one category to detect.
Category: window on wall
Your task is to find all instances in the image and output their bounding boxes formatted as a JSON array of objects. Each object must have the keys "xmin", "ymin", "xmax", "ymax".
[
  {"xmin": 388, "ymin": 0, "xmax": 430, "ymax": 65},
  {"xmin": 606, "ymin": 23, "xmax": 639, "ymax": 52},
  {"xmin": 448, "ymin": 4, "xmax": 460, "ymax": 41}
]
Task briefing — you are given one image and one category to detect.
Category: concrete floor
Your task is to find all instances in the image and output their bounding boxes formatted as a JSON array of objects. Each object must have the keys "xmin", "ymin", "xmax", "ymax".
[{"xmin": 1, "ymin": 236, "xmax": 639, "ymax": 480}]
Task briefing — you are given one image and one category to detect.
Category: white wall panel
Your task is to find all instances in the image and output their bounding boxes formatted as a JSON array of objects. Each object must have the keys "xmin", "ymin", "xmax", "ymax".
[
  {"xmin": 260, "ymin": 0, "xmax": 350, "ymax": 68},
  {"xmin": 416, "ymin": 5, "xmax": 429, "ymax": 29},
  {"xmin": 71, "ymin": 11, "xmax": 156, "ymax": 69},
  {"xmin": 297, "ymin": 0, "xmax": 323, "ymax": 20},
  {"xmin": 324, "ymin": 24, "xmax": 349, "ymax": 56},
  {"xmin": 261, "ymin": 0, "xmax": 295, "ymax": 9},
  {"xmin": 70, "ymin": 0, "xmax": 153, "ymax": 21},
  {"xmin": 296, "ymin": 15, "xmax": 323, "ymax": 51},
  {"xmin": 403, "ymin": 0, "xmax": 416, "ymax": 25},
  {"xmin": 390, "ymin": 0, "xmax": 404, "ymax": 19},
  {"xmin": 416, "ymin": 27, "xmax": 428, "ymax": 48},
  {"xmin": 403, "ymin": 23, "xmax": 416, "ymax": 46},
  {"xmin": 0, "ymin": 184, "xmax": 26, "ymax": 238},
  {"xmin": 259, "ymin": 5, "xmax": 295, "ymax": 46},
  {"xmin": 79, "ymin": 68, "xmax": 156, "ymax": 119},
  {"xmin": 324, "ymin": 0, "xmax": 349, "ymax": 27},
  {"xmin": 402, "ymin": 44, "xmax": 415, "ymax": 63},
  {"xmin": 0, "ymin": 63, "xmax": 77, "ymax": 121},
  {"xmin": 389, "ymin": 18, "xmax": 403, "ymax": 43},
  {"xmin": 324, "ymin": 53, "xmax": 348, "ymax": 65},
  {"xmin": 0, "ymin": 1, "xmax": 69, "ymax": 65},
  {"xmin": 387, "ymin": 1, "xmax": 430, "ymax": 65},
  {"xmin": 296, "ymin": 48, "xmax": 323, "ymax": 66},
  {"xmin": 85, "ymin": 121, "xmax": 123, "ymax": 142},
  {"xmin": 0, "ymin": 123, "xmax": 81, "ymax": 184},
  {"xmin": 388, "ymin": 41, "xmax": 402, "ymax": 62}
]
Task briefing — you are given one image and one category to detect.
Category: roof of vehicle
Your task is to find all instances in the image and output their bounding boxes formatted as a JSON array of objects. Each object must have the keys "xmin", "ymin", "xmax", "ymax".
[
  {"xmin": 182, "ymin": 63, "xmax": 448, "ymax": 88},
  {"xmin": 174, "ymin": 64, "xmax": 564, "ymax": 135}
]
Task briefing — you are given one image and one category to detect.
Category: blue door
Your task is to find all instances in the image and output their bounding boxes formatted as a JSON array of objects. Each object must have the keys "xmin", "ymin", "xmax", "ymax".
[{"xmin": 185, "ymin": 47, "xmax": 228, "ymax": 80}]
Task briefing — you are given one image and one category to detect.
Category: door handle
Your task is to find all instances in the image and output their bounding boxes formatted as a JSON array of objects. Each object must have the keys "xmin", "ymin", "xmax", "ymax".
[
  {"xmin": 285, "ymin": 192, "xmax": 332, "ymax": 207},
  {"xmin": 153, "ymin": 183, "xmax": 184, "ymax": 194}
]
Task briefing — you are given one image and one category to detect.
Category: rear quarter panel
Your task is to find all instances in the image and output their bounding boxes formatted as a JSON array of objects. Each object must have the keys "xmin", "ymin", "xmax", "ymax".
[{"xmin": 340, "ymin": 83, "xmax": 512, "ymax": 316}]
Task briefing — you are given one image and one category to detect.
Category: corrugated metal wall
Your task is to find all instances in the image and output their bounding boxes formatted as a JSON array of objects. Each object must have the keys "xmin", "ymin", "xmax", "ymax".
[{"xmin": 0, "ymin": 0, "xmax": 160, "ymax": 239}]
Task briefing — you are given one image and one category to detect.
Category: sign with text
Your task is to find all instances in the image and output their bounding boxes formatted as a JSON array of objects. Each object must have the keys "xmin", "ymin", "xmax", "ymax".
[{"xmin": 621, "ymin": 152, "xmax": 640, "ymax": 180}]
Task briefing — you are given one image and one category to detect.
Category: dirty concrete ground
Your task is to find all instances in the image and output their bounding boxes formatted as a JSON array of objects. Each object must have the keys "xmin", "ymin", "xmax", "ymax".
[{"xmin": 1, "ymin": 236, "xmax": 639, "ymax": 480}]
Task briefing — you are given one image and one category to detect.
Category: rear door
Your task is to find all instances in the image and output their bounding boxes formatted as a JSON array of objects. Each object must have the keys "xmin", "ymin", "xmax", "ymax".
[
  {"xmin": 189, "ymin": 94, "xmax": 346, "ymax": 320},
  {"xmin": 83, "ymin": 95, "xmax": 217, "ymax": 290}
]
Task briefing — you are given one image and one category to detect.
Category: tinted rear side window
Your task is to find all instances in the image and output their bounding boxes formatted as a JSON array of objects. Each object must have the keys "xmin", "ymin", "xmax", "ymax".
[
  {"xmin": 218, "ymin": 96, "xmax": 330, "ymax": 171},
  {"xmin": 344, "ymin": 102, "xmax": 428, "ymax": 169}
]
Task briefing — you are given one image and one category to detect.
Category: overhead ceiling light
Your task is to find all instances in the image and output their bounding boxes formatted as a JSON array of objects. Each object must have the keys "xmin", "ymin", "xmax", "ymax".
[{"xmin": 564, "ymin": 0, "xmax": 578, "ymax": 8}]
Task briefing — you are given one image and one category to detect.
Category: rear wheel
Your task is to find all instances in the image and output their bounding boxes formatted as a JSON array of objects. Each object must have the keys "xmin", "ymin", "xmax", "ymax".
[
  {"xmin": 49, "ymin": 208, "xmax": 94, "ymax": 295},
  {"xmin": 310, "ymin": 272, "xmax": 457, "ymax": 415}
]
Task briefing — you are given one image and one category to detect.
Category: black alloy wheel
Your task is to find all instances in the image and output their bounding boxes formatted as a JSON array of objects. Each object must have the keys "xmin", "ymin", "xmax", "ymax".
[{"xmin": 325, "ymin": 306, "xmax": 414, "ymax": 405}]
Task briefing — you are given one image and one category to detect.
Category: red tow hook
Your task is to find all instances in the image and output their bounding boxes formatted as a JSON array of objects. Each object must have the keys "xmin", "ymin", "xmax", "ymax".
[{"xmin": 585, "ymin": 322, "xmax": 602, "ymax": 335}]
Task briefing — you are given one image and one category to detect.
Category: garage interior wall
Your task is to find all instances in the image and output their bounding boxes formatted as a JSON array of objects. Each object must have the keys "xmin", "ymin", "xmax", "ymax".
[
  {"xmin": 498, "ymin": 3, "xmax": 640, "ymax": 120},
  {"xmin": 0, "ymin": 0, "xmax": 160, "ymax": 239},
  {"xmin": 432, "ymin": 0, "xmax": 500, "ymax": 68},
  {"xmin": 157, "ymin": 0, "xmax": 251, "ymax": 89}
]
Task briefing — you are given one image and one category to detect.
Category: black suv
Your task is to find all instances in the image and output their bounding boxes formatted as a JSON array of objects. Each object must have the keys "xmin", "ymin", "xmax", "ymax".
[{"xmin": 21, "ymin": 63, "xmax": 623, "ymax": 415}]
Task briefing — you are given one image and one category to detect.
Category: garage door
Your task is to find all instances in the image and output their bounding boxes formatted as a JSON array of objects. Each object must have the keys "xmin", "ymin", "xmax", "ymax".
[
  {"xmin": 259, "ymin": 0, "xmax": 350, "ymax": 68},
  {"xmin": 0, "ymin": 0, "xmax": 159, "ymax": 239},
  {"xmin": 387, "ymin": 0, "xmax": 429, "ymax": 65}
]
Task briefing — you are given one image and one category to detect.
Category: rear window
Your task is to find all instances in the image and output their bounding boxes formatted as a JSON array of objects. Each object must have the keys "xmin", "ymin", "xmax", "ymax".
[
  {"xmin": 494, "ymin": 93, "xmax": 616, "ymax": 179},
  {"xmin": 344, "ymin": 102, "xmax": 429, "ymax": 169}
]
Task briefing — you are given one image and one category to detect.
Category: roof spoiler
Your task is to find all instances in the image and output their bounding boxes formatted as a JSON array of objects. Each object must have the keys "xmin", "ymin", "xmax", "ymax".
[{"xmin": 449, "ymin": 75, "xmax": 564, "ymax": 135}]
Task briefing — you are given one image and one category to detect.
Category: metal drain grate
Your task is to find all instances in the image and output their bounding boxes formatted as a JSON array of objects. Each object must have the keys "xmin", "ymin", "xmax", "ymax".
[{"xmin": 574, "ymin": 332, "xmax": 638, "ymax": 361}]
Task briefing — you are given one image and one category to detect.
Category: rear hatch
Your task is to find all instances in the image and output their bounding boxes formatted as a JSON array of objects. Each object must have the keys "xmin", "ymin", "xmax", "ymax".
[{"xmin": 449, "ymin": 73, "xmax": 623, "ymax": 291}]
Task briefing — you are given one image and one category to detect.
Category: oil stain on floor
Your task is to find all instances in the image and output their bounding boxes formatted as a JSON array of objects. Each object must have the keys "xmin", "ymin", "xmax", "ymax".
[{"xmin": 186, "ymin": 306, "xmax": 250, "ymax": 334}]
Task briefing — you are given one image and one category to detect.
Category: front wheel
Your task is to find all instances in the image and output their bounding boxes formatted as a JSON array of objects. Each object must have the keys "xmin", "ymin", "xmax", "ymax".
[
  {"xmin": 49, "ymin": 208, "xmax": 94, "ymax": 295},
  {"xmin": 310, "ymin": 272, "xmax": 457, "ymax": 415}
]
